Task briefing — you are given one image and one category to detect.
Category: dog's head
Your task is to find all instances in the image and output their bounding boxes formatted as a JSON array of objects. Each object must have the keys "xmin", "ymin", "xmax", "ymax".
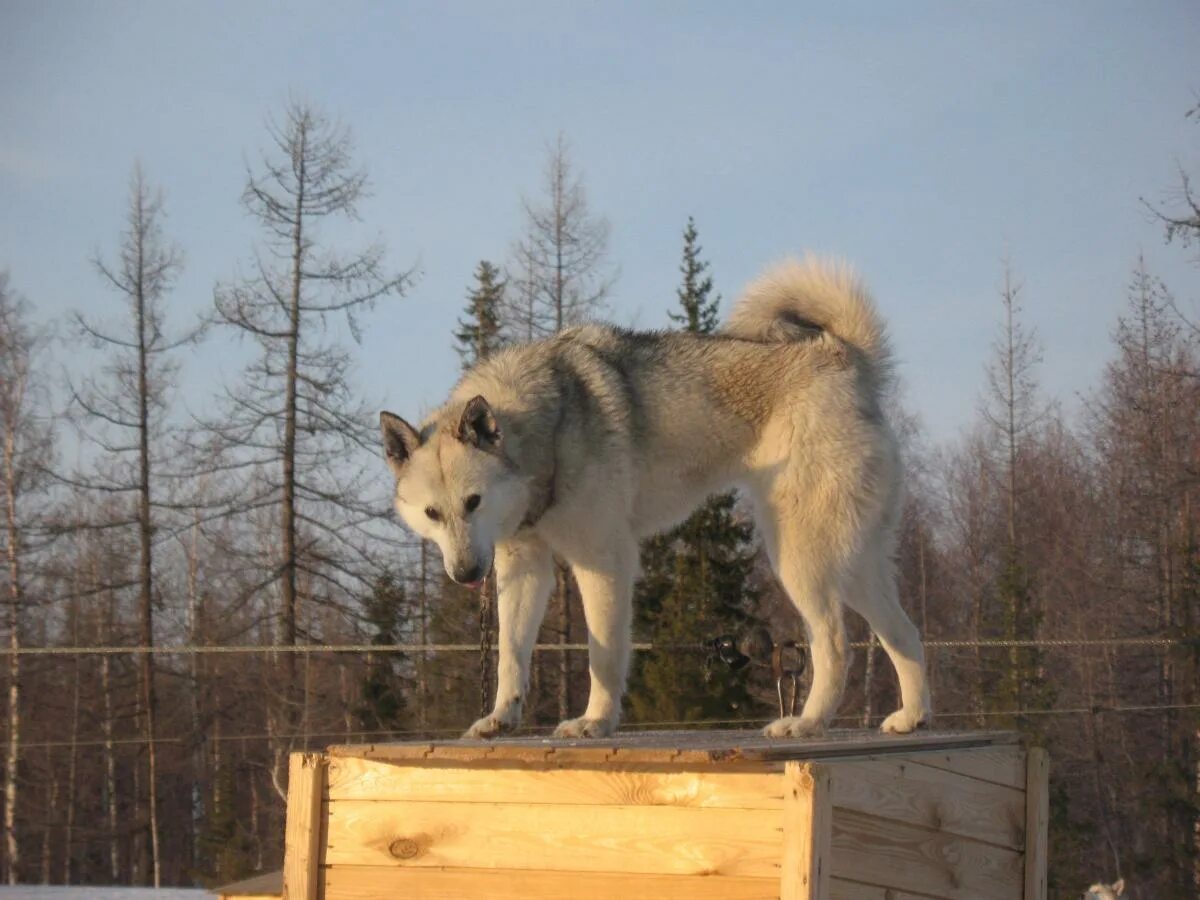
[
  {"xmin": 380, "ymin": 395, "xmax": 529, "ymax": 586},
  {"xmin": 1083, "ymin": 879, "xmax": 1124, "ymax": 900}
]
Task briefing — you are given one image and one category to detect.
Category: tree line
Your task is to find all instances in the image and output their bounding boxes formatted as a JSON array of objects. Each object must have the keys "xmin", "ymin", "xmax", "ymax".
[{"xmin": 0, "ymin": 97, "xmax": 1197, "ymax": 896}]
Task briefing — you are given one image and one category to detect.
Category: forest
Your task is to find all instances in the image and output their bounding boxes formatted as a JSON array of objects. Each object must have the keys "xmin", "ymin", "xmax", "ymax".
[{"xmin": 0, "ymin": 99, "xmax": 1197, "ymax": 896}]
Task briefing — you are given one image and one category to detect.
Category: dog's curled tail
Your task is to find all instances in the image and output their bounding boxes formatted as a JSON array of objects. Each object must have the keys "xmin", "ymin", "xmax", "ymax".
[{"xmin": 724, "ymin": 256, "xmax": 892, "ymax": 373}]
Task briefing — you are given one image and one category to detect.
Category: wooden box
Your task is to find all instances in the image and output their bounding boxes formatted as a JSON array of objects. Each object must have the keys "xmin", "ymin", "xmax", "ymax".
[{"xmin": 282, "ymin": 730, "xmax": 1047, "ymax": 900}]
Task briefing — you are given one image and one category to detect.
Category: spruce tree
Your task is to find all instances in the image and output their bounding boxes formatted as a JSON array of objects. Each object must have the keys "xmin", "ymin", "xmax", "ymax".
[
  {"xmin": 357, "ymin": 569, "xmax": 409, "ymax": 732},
  {"xmin": 626, "ymin": 219, "xmax": 762, "ymax": 726},
  {"xmin": 669, "ymin": 217, "xmax": 719, "ymax": 334},
  {"xmin": 455, "ymin": 261, "xmax": 505, "ymax": 368}
]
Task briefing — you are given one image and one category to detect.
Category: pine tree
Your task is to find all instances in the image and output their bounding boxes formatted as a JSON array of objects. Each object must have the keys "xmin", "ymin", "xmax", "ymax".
[
  {"xmin": 626, "ymin": 219, "xmax": 762, "ymax": 726},
  {"xmin": 669, "ymin": 217, "xmax": 719, "ymax": 334},
  {"xmin": 357, "ymin": 569, "xmax": 408, "ymax": 732},
  {"xmin": 455, "ymin": 261, "xmax": 505, "ymax": 368}
]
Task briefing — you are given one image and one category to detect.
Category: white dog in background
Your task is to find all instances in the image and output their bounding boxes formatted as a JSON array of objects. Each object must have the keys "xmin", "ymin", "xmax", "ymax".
[
  {"xmin": 1084, "ymin": 879, "xmax": 1125, "ymax": 899},
  {"xmin": 381, "ymin": 257, "xmax": 932, "ymax": 739}
]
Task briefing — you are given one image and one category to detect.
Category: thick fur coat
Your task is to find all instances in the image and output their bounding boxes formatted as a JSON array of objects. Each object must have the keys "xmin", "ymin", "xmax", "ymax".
[{"xmin": 381, "ymin": 257, "xmax": 932, "ymax": 738}]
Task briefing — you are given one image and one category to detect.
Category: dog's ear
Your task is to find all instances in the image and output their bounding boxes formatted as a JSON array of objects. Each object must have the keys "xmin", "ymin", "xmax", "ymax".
[
  {"xmin": 380, "ymin": 411, "xmax": 420, "ymax": 476},
  {"xmin": 1112, "ymin": 880, "xmax": 1124, "ymax": 896},
  {"xmin": 456, "ymin": 395, "xmax": 501, "ymax": 448}
]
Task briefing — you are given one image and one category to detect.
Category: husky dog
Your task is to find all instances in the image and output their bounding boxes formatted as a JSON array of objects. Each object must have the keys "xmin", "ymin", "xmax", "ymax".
[
  {"xmin": 381, "ymin": 257, "xmax": 931, "ymax": 739},
  {"xmin": 1084, "ymin": 880, "xmax": 1125, "ymax": 899}
]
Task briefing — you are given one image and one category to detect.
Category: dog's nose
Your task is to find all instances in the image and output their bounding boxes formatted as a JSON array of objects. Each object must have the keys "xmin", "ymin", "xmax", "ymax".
[{"xmin": 453, "ymin": 563, "xmax": 483, "ymax": 585}]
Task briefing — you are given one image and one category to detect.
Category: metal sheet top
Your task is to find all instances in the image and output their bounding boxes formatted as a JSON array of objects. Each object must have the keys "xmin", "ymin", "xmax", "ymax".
[{"xmin": 326, "ymin": 728, "xmax": 1019, "ymax": 766}]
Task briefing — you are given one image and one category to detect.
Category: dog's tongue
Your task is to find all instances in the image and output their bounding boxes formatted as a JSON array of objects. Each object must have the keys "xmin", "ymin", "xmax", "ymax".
[{"xmin": 465, "ymin": 579, "xmax": 483, "ymax": 590}]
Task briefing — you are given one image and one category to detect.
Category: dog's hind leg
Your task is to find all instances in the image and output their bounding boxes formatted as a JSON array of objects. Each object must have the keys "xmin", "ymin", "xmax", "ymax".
[
  {"xmin": 463, "ymin": 533, "xmax": 555, "ymax": 739},
  {"xmin": 756, "ymin": 512, "xmax": 851, "ymax": 737},
  {"xmin": 552, "ymin": 538, "xmax": 637, "ymax": 739},
  {"xmin": 845, "ymin": 548, "xmax": 932, "ymax": 733}
]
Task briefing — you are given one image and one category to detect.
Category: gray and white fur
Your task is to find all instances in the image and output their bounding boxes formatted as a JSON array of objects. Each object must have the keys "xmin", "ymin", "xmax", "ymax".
[{"xmin": 381, "ymin": 256, "xmax": 932, "ymax": 739}]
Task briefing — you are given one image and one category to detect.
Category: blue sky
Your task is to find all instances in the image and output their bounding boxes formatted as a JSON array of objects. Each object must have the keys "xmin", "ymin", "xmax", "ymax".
[{"xmin": 1, "ymin": 1, "xmax": 1198, "ymax": 445}]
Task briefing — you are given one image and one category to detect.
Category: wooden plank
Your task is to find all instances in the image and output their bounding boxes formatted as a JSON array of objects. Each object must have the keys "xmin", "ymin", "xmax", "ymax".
[
  {"xmin": 324, "ymin": 798, "xmax": 781, "ymax": 877},
  {"xmin": 329, "ymin": 729, "xmax": 1017, "ymax": 766},
  {"xmin": 830, "ymin": 808, "xmax": 1022, "ymax": 900},
  {"xmin": 829, "ymin": 877, "xmax": 941, "ymax": 899},
  {"xmin": 829, "ymin": 758, "xmax": 1026, "ymax": 849},
  {"xmin": 320, "ymin": 864, "xmax": 779, "ymax": 899},
  {"xmin": 282, "ymin": 752, "xmax": 325, "ymax": 900},
  {"xmin": 782, "ymin": 761, "xmax": 832, "ymax": 900},
  {"xmin": 902, "ymin": 746, "xmax": 1026, "ymax": 790},
  {"xmin": 1023, "ymin": 747, "xmax": 1049, "ymax": 900},
  {"xmin": 326, "ymin": 757, "xmax": 784, "ymax": 809}
]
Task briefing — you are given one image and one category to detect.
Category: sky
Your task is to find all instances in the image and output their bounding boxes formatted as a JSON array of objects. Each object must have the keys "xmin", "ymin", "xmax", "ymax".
[{"xmin": 1, "ymin": 1, "xmax": 1198, "ymax": 447}]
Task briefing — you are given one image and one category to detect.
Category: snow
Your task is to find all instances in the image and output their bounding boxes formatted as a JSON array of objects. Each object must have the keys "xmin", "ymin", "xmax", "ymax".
[{"xmin": 0, "ymin": 889, "xmax": 209, "ymax": 899}]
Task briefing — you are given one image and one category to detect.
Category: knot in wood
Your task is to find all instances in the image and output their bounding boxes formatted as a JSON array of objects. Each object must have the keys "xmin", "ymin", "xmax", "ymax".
[{"xmin": 389, "ymin": 837, "xmax": 421, "ymax": 859}]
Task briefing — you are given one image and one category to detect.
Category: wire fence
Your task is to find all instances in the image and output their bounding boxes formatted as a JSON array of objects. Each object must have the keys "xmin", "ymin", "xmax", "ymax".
[
  {"xmin": 5, "ymin": 634, "xmax": 1191, "ymax": 750},
  {"xmin": 0, "ymin": 635, "xmax": 1185, "ymax": 655},
  {"xmin": 10, "ymin": 702, "xmax": 1200, "ymax": 751}
]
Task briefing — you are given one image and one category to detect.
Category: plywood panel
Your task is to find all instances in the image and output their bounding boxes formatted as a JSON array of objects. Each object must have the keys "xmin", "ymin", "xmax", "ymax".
[
  {"xmin": 829, "ymin": 758, "xmax": 1025, "ymax": 849},
  {"xmin": 320, "ymin": 864, "xmax": 779, "ymax": 899},
  {"xmin": 831, "ymin": 808, "xmax": 1022, "ymax": 900},
  {"xmin": 830, "ymin": 877, "xmax": 943, "ymax": 899},
  {"xmin": 326, "ymin": 757, "xmax": 784, "ymax": 809},
  {"xmin": 902, "ymin": 746, "xmax": 1026, "ymax": 790},
  {"xmin": 324, "ymin": 799, "xmax": 781, "ymax": 878}
]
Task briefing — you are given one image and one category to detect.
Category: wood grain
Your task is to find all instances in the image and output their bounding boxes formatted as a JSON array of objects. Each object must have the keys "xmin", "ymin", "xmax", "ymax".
[
  {"xmin": 782, "ymin": 761, "xmax": 832, "ymax": 900},
  {"xmin": 1024, "ymin": 747, "xmax": 1049, "ymax": 900},
  {"xmin": 902, "ymin": 746, "xmax": 1026, "ymax": 790},
  {"xmin": 319, "ymin": 864, "xmax": 779, "ymax": 899},
  {"xmin": 829, "ymin": 758, "xmax": 1026, "ymax": 849},
  {"xmin": 282, "ymin": 752, "xmax": 325, "ymax": 900},
  {"xmin": 324, "ymin": 798, "xmax": 781, "ymax": 877},
  {"xmin": 830, "ymin": 808, "xmax": 1022, "ymax": 899},
  {"xmin": 829, "ymin": 877, "xmax": 944, "ymax": 899},
  {"xmin": 326, "ymin": 757, "xmax": 785, "ymax": 809}
]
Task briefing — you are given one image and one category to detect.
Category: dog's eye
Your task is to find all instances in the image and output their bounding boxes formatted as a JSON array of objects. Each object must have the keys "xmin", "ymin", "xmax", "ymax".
[
  {"xmin": 424, "ymin": 506, "xmax": 441, "ymax": 522},
  {"xmin": 464, "ymin": 494, "xmax": 481, "ymax": 513}
]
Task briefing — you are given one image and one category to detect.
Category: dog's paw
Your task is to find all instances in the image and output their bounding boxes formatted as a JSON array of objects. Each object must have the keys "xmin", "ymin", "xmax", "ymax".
[
  {"xmin": 879, "ymin": 707, "xmax": 931, "ymax": 735},
  {"xmin": 762, "ymin": 716, "xmax": 826, "ymax": 738},
  {"xmin": 552, "ymin": 716, "xmax": 615, "ymax": 739},
  {"xmin": 462, "ymin": 704, "xmax": 521, "ymax": 740}
]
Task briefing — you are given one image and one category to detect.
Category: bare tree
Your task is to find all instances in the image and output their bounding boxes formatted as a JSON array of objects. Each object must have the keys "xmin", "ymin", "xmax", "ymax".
[
  {"xmin": 980, "ymin": 260, "xmax": 1048, "ymax": 724},
  {"xmin": 1145, "ymin": 100, "xmax": 1200, "ymax": 263},
  {"xmin": 506, "ymin": 133, "xmax": 615, "ymax": 337},
  {"xmin": 0, "ymin": 274, "xmax": 53, "ymax": 884},
  {"xmin": 66, "ymin": 165, "xmax": 187, "ymax": 887},
  {"xmin": 206, "ymin": 99, "xmax": 411, "ymax": 787},
  {"xmin": 505, "ymin": 134, "xmax": 615, "ymax": 721}
]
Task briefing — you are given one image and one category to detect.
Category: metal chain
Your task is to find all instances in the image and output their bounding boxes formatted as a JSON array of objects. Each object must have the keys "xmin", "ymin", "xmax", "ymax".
[{"xmin": 479, "ymin": 574, "xmax": 494, "ymax": 717}]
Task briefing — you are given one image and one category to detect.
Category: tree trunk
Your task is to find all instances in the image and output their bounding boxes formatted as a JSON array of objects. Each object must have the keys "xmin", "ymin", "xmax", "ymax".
[
  {"xmin": 39, "ymin": 759, "xmax": 55, "ymax": 885},
  {"xmin": 186, "ymin": 515, "xmax": 204, "ymax": 874},
  {"xmin": 62, "ymin": 604, "xmax": 81, "ymax": 885},
  {"xmin": 99, "ymin": 568, "xmax": 119, "ymax": 884},
  {"xmin": 132, "ymin": 184, "xmax": 162, "ymax": 887},
  {"xmin": 3, "ymin": 425, "xmax": 22, "ymax": 885},
  {"xmin": 418, "ymin": 541, "xmax": 429, "ymax": 733}
]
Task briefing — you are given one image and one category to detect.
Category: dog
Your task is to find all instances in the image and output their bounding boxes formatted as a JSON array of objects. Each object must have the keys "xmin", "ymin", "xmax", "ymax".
[
  {"xmin": 380, "ymin": 256, "xmax": 932, "ymax": 739},
  {"xmin": 1084, "ymin": 879, "xmax": 1125, "ymax": 899}
]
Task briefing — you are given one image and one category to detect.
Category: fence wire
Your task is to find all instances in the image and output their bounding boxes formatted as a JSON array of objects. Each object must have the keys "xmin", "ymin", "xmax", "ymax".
[
  {"xmin": 10, "ymin": 702, "xmax": 1200, "ymax": 751},
  {"xmin": 0, "ymin": 635, "xmax": 1184, "ymax": 656}
]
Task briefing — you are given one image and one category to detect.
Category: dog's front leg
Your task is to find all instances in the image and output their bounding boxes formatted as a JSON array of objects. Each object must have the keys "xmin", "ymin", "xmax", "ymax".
[
  {"xmin": 463, "ymin": 535, "xmax": 555, "ymax": 739},
  {"xmin": 552, "ymin": 539, "xmax": 636, "ymax": 739}
]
